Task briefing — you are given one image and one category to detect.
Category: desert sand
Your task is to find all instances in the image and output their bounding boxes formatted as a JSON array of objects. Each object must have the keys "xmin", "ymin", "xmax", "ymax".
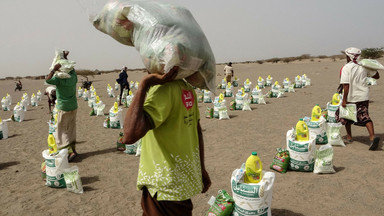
[{"xmin": 1, "ymin": 58, "xmax": 383, "ymax": 216}]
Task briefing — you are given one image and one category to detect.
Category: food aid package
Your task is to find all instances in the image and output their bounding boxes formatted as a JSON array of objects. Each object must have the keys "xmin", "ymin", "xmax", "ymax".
[
  {"xmin": 359, "ymin": 59, "xmax": 384, "ymax": 70},
  {"xmin": 83, "ymin": 90, "xmax": 89, "ymax": 101},
  {"xmin": 339, "ymin": 104, "xmax": 357, "ymax": 122},
  {"xmin": 242, "ymin": 98, "xmax": 252, "ymax": 111},
  {"xmin": 13, "ymin": 103, "xmax": 25, "ymax": 122},
  {"xmin": 0, "ymin": 120, "xmax": 9, "ymax": 140},
  {"xmin": 243, "ymin": 81, "xmax": 252, "ymax": 92},
  {"xmin": 36, "ymin": 91, "xmax": 42, "ymax": 101},
  {"xmin": 21, "ymin": 99, "xmax": 28, "ymax": 111},
  {"xmin": 205, "ymin": 190, "xmax": 234, "ymax": 216},
  {"xmin": 203, "ymin": 90, "xmax": 213, "ymax": 103},
  {"xmin": 286, "ymin": 129, "xmax": 316, "ymax": 172},
  {"xmin": 93, "ymin": 0, "xmax": 216, "ymax": 91},
  {"xmin": 109, "ymin": 106, "xmax": 124, "ymax": 129},
  {"xmin": 63, "ymin": 166, "xmax": 84, "ymax": 194},
  {"xmin": 218, "ymin": 103, "xmax": 230, "ymax": 120},
  {"xmin": 1, "ymin": 97, "xmax": 10, "ymax": 111},
  {"xmin": 42, "ymin": 149, "xmax": 69, "ymax": 188},
  {"xmin": 366, "ymin": 77, "xmax": 377, "ymax": 86},
  {"xmin": 231, "ymin": 170, "xmax": 275, "ymax": 216},
  {"xmin": 125, "ymin": 139, "xmax": 141, "ymax": 155},
  {"xmin": 327, "ymin": 102, "xmax": 339, "ymax": 123},
  {"xmin": 115, "ymin": 82, "xmax": 120, "ymax": 90},
  {"xmin": 314, "ymin": 144, "xmax": 336, "ymax": 174},
  {"xmin": 96, "ymin": 103, "xmax": 106, "ymax": 116},
  {"xmin": 270, "ymin": 148, "xmax": 290, "ymax": 173},
  {"xmin": 78, "ymin": 87, "xmax": 84, "ymax": 98},
  {"xmin": 31, "ymin": 95, "xmax": 38, "ymax": 107},
  {"xmin": 235, "ymin": 92, "xmax": 245, "ymax": 110},
  {"xmin": 305, "ymin": 117, "xmax": 328, "ymax": 144},
  {"xmin": 326, "ymin": 123, "xmax": 345, "ymax": 147}
]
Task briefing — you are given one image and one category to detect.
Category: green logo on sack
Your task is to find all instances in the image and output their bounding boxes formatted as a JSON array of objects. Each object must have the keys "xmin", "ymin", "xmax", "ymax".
[
  {"xmin": 231, "ymin": 180, "xmax": 260, "ymax": 198},
  {"xmin": 288, "ymin": 140, "xmax": 309, "ymax": 152}
]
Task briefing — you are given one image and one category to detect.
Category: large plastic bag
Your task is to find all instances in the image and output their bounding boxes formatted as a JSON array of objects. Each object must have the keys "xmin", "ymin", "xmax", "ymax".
[
  {"xmin": 314, "ymin": 144, "xmax": 336, "ymax": 174},
  {"xmin": 339, "ymin": 104, "xmax": 357, "ymax": 122},
  {"xmin": 206, "ymin": 190, "xmax": 234, "ymax": 216},
  {"xmin": 326, "ymin": 123, "xmax": 345, "ymax": 147},
  {"xmin": 63, "ymin": 166, "xmax": 84, "ymax": 194},
  {"xmin": 93, "ymin": 0, "xmax": 216, "ymax": 91},
  {"xmin": 359, "ymin": 59, "xmax": 384, "ymax": 70}
]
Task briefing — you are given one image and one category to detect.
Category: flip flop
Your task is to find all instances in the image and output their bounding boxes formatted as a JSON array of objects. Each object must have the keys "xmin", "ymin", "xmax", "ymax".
[
  {"xmin": 369, "ymin": 137, "xmax": 380, "ymax": 151},
  {"xmin": 342, "ymin": 136, "xmax": 353, "ymax": 143}
]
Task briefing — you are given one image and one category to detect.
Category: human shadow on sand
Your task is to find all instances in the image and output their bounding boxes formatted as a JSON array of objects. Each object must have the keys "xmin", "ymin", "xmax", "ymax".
[
  {"xmin": 7, "ymin": 134, "xmax": 21, "ymax": 138},
  {"xmin": 72, "ymin": 147, "xmax": 116, "ymax": 163},
  {"xmin": 0, "ymin": 161, "xmax": 20, "ymax": 170},
  {"xmin": 271, "ymin": 209, "xmax": 305, "ymax": 216},
  {"xmin": 347, "ymin": 133, "xmax": 383, "ymax": 150},
  {"xmin": 82, "ymin": 176, "xmax": 100, "ymax": 185}
]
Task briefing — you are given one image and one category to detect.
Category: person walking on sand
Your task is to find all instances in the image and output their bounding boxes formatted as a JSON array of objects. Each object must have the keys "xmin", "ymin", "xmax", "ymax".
[
  {"xmin": 223, "ymin": 62, "xmax": 234, "ymax": 83},
  {"xmin": 44, "ymin": 86, "xmax": 56, "ymax": 114},
  {"xmin": 46, "ymin": 50, "xmax": 78, "ymax": 161},
  {"xmin": 122, "ymin": 67, "xmax": 211, "ymax": 216},
  {"xmin": 116, "ymin": 66, "xmax": 130, "ymax": 106},
  {"xmin": 338, "ymin": 47, "xmax": 380, "ymax": 150}
]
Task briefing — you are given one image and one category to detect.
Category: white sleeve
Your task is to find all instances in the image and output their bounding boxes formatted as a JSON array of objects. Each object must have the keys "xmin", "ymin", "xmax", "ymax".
[{"xmin": 340, "ymin": 67, "xmax": 350, "ymax": 84}]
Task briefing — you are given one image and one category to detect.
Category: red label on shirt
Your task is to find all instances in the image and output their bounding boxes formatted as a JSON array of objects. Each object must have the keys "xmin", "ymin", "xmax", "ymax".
[{"xmin": 182, "ymin": 90, "xmax": 194, "ymax": 110}]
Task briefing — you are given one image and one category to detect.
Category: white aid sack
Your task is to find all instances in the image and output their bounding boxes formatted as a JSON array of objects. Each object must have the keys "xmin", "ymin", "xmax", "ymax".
[
  {"xmin": 242, "ymin": 98, "xmax": 252, "ymax": 111},
  {"xmin": 359, "ymin": 59, "xmax": 384, "ymax": 70},
  {"xmin": 203, "ymin": 90, "xmax": 212, "ymax": 103},
  {"xmin": 109, "ymin": 106, "xmax": 124, "ymax": 129},
  {"xmin": 314, "ymin": 144, "xmax": 336, "ymax": 174},
  {"xmin": 326, "ymin": 123, "xmax": 345, "ymax": 147},
  {"xmin": 243, "ymin": 82, "xmax": 252, "ymax": 92},
  {"xmin": 21, "ymin": 99, "xmax": 28, "ymax": 111},
  {"xmin": 43, "ymin": 149, "xmax": 69, "ymax": 188},
  {"xmin": 218, "ymin": 102, "xmax": 230, "ymax": 120},
  {"xmin": 231, "ymin": 170, "xmax": 275, "ymax": 216},
  {"xmin": 93, "ymin": 0, "xmax": 216, "ymax": 91},
  {"xmin": 78, "ymin": 88, "xmax": 84, "ymax": 98},
  {"xmin": 339, "ymin": 104, "xmax": 357, "ymax": 122},
  {"xmin": 0, "ymin": 121, "xmax": 9, "ymax": 140},
  {"xmin": 83, "ymin": 91, "xmax": 89, "ymax": 101},
  {"xmin": 13, "ymin": 104, "xmax": 25, "ymax": 122},
  {"xmin": 306, "ymin": 117, "xmax": 328, "ymax": 144},
  {"xmin": 286, "ymin": 129, "xmax": 316, "ymax": 172},
  {"xmin": 327, "ymin": 102, "xmax": 340, "ymax": 123},
  {"xmin": 31, "ymin": 95, "xmax": 38, "ymax": 107},
  {"xmin": 96, "ymin": 102, "xmax": 106, "ymax": 116},
  {"xmin": 1, "ymin": 97, "xmax": 10, "ymax": 111}
]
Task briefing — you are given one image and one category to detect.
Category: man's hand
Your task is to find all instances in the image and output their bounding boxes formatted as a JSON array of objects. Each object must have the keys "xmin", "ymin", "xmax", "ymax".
[
  {"xmin": 342, "ymin": 100, "xmax": 347, "ymax": 108},
  {"xmin": 142, "ymin": 66, "xmax": 179, "ymax": 88},
  {"xmin": 201, "ymin": 169, "xmax": 211, "ymax": 193},
  {"xmin": 53, "ymin": 63, "xmax": 62, "ymax": 71}
]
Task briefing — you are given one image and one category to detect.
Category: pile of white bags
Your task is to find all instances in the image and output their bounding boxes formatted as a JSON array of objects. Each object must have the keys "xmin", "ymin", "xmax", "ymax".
[
  {"xmin": 1, "ymin": 97, "xmax": 10, "ymax": 111},
  {"xmin": 93, "ymin": 0, "xmax": 216, "ymax": 91},
  {"xmin": 109, "ymin": 104, "xmax": 124, "ymax": 129},
  {"xmin": 231, "ymin": 170, "xmax": 275, "ymax": 216}
]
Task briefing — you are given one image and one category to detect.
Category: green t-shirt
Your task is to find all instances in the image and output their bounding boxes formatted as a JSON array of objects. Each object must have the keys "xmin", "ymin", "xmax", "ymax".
[
  {"xmin": 46, "ymin": 70, "xmax": 78, "ymax": 111},
  {"xmin": 138, "ymin": 80, "xmax": 202, "ymax": 201}
]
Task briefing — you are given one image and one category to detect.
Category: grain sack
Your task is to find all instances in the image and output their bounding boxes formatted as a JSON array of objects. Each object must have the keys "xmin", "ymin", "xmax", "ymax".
[
  {"xmin": 359, "ymin": 59, "xmax": 384, "ymax": 70},
  {"xmin": 1, "ymin": 97, "xmax": 10, "ymax": 111},
  {"xmin": 305, "ymin": 117, "xmax": 328, "ymax": 144},
  {"xmin": 93, "ymin": 0, "xmax": 216, "ymax": 91},
  {"xmin": 314, "ymin": 144, "xmax": 336, "ymax": 174},
  {"xmin": 13, "ymin": 103, "xmax": 25, "ymax": 122},
  {"xmin": 231, "ymin": 170, "xmax": 275, "ymax": 216},
  {"xmin": 339, "ymin": 104, "xmax": 357, "ymax": 122},
  {"xmin": 109, "ymin": 105, "xmax": 124, "ymax": 129},
  {"xmin": 204, "ymin": 90, "xmax": 213, "ymax": 103},
  {"xmin": 326, "ymin": 102, "xmax": 339, "ymax": 123},
  {"xmin": 63, "ymin": 166, "xmax": 84, "ymax": 194},
  {"xmin": 42, "ymin": 149, "xmax": 69, "ymax": 188},
  {"xmin": 286, "ymin": 129, "xmax": 316, "ymax": 172},
  {"xmin": 326, "ymin": 123, "xmax": 345, "ymax": 147}
]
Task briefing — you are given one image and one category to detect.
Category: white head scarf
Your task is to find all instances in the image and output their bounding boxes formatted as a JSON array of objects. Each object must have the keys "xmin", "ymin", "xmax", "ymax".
[{"xmin": 345, "ymin": 47, "xmax": 361, "ymax": 63}]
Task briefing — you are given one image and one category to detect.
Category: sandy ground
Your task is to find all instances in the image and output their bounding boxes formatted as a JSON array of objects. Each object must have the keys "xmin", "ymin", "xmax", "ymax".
[{"xmin": 0, "ymin": 58, "xmax": 383, "ymax": 216}]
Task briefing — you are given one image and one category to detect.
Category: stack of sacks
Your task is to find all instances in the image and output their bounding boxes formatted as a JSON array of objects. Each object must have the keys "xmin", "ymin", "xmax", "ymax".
[
  {"xmin": 294, "ymin": 75, "xmax": 302, "ymax": 88},
  {"xmin": 95, "ymin": 96, "xmax": 106, "ymax": 116},
  {"xmin": 235, "ymin": 89, "xmax": 245, "ymax": 110},
  {"xmin": 92, "ymin": 0, "xmax": 216, "ymax": 92},
  {"xmin": 1, "ymin": 97, "xmax": 10, "ymax": 111},
  {"xmin": 232, "ymin": 77, "xmax": 239, "ymax": 87},
  {"xmin": 89, "ymin": 85, "xmax": 96, "ymax": 96},
  {"xmin": 265, "ymin": 75, "xmax": 273, "ymax": 87},
  {"xmin": 13, "ymin": 102, "xmax": 25, "ymax": 122},
  {"xmin": 286, "ymin": 129, "xmax": 316, "ymax": 172},
  {"xmin": 115, "ymin": 81, "xmax": 119, "ymax": 91},
  {"xmin": 301, "ymin": 74, "xmax": 311, "ymax": 87},
  {"xmin": 269, "ymin": 81, "xmax": 282, "ymax": 98},
  {"xmin": 125, "ymin": 90, "xmax": 134, "ymax": 108},
  {"xmin": 83, "ymin": 89, "xmax": 89, "ymax": 101},
  {"xmin": 203, "ymin": 90, "xmax": 213, "ymax": 103},
  {"xmin": 109, "ymin": 102, "xmax": 124, "ymax": 129},
  {"xmin": 37, "ymin": 90, "xmax": 42, "ymax": 101},
  {"xmin": 6, "ymin": 93, "xmax": 12, "ymax": 106},
  {"xmin": 219, "ymin": 78, "xmax": 227, "ymax": 89},
  {"xmin": 282, "ymin": 78, "xmax": 291, "ymax": 92},
  {"xmin": 243, "ymin": 78, "xmax": 252, "ymax": 92},
  {"xmin": 250, "ymin": 86, "xmax": 266, "ymax": 105},
  {"xmin": 305, "ymin": 104, "xmax": 328, "ymax": 144},
  {"xmin": 77, "ymin": 87, "xmax": 84, "ymax": 98},
  {"xmin": 21, "ymin": 96, "xmax": 28, "ymax": 111},
  {"xmin": 31, "ymin": 93, "xmax": 38, "ymax": 107},
  {"xmin": 88, "ymin": 91, "xmax": 97, "ymax": 108},
  {"xmin": 224, "ymin": 82, "xmax": 233, "ymax": 97},
  {"xmin": 107, "ymin": 84, "xmax": 115, "ymax": 97},
  {"xmin": 257, "ymin": 76, "xmax": 265, "ymax": 89}
]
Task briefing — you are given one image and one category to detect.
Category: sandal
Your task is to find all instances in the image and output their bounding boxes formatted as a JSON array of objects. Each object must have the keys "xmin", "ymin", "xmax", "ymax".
[
  {"xmin": 342, "ymin": 136, "xmax": 353, "ymax": 143},
  {"xmin": 369, "ymin": 137, "xmax": 380, "ymax": 151},
  {"xmin": 68, "ymin": 152, "xmax": 78, "ymax": 162}
]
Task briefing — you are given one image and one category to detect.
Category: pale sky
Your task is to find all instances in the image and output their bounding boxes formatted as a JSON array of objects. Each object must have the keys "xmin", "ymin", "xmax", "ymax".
[{"xmin": 1, "ymin": 0, "xmax": 384, "ymax": 78}]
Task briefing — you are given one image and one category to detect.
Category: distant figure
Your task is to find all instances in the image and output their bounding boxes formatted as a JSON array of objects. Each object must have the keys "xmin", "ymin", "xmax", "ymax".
[
  {"xmin": 15, "ymin": 80, "xmax": 22, "ymax": 91},
  {"xmin": 338, "ymin": 47, "xmax": 380, "ymax": 150},
  {"xmin": 45, "ymin": 50, "xmax": 78, "ymax": 162},
  {"xmin": 116, "ymin": 66, "xmax": 130, "ymax": 106},
  {"xmin": 223, "ymin": 62, "xmax": 234, "ymax": 83},
  {"xmin": 44, "ymin": 86, "xmax": 56, "ymax": 113}
]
